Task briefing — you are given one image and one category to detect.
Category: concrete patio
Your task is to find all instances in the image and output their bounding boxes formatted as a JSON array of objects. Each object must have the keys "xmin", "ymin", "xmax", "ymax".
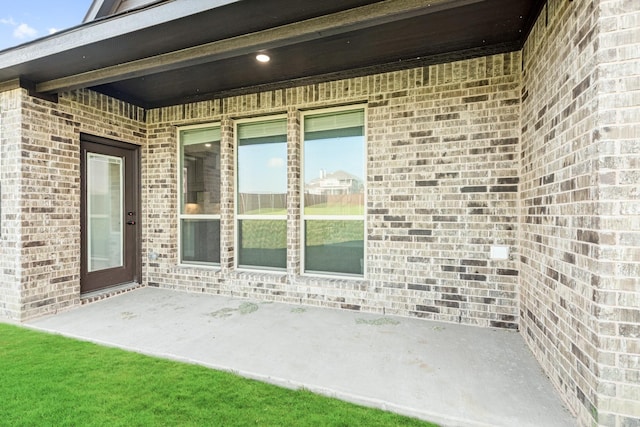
[{"xmin": 25, "ymin": 287, "xmax": 576, "ymax": 427}]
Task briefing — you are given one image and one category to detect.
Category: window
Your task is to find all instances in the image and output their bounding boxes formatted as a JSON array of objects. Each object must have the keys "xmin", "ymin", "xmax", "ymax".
[
  {"xmin": 236, "ymin": 118, "xmax": 288, "ymax": 270},
  {"xmin": 179, "ymin": 126, "xmax": 221, "ymax": 265},
  {"xmin": 302, "ymin": 108, "xmax": 366, "ymax": 276}
]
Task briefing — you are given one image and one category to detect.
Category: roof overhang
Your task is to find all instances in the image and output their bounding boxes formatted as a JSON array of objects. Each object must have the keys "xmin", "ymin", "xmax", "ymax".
[{"xmin": 0, "ymin": 0, "xmax": 545, "ymax": 109}]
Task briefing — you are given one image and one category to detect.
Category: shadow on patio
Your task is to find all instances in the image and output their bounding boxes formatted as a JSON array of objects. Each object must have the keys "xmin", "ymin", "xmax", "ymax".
[{"xmin": 27, "ymin": 287, "xmax": 576, "ymax": 427}]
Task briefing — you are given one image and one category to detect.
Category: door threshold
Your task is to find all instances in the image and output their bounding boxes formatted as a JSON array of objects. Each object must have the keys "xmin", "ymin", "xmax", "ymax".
[{"xmin": 81, "ymin": 282, "xmax": 143, "ymax": 305}]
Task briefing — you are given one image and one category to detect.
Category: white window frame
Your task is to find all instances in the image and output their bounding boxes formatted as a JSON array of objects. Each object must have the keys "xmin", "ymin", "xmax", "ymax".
[
  {"xmin": 234, "ymin": 114, "xmax": 288, "ymax": 272},
  {"xmin": 177, "ymin": 123, "xmax": 221, "ymax": 268},
  {"xmin": 300, "ymin": 105, "xmax": 367, "ymax": 279}
]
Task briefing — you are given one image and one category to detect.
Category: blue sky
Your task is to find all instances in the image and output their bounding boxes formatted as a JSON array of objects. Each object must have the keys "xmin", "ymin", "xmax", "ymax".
[
  {"xmin": 0, "ymin": 0, "xmax": 93, "ymax": 51},
  {"xmin": 304, "ymin": 136, "xmax": 364, "ymax": 184}
]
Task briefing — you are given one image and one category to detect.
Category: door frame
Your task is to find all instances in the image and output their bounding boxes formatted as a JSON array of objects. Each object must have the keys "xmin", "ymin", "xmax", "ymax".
[{"xmin": 80, "ymin": 133, "xmax": 141, "ymax": 293}]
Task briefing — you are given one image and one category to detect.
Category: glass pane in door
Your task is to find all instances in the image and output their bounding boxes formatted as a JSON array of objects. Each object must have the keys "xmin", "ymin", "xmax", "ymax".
[{"xmin": 87, "ymin": 153, "xmax": 124, "ymax": 272}]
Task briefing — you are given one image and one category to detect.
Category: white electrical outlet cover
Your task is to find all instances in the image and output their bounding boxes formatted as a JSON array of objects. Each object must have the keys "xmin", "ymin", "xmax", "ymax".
[{"xmin": 490, "ymin": 245, "xmax": 509, "ymax": 260}]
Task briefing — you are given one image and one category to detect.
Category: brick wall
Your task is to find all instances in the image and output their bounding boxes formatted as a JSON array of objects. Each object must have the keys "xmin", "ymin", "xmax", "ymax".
[
  {"xmin": 520, "ymin": 0, "xmax": 640, "ymax": 425},
  {"xmin": 596, "ymin": 0, "xmax": 640, "ymax": 424},
  {"xmin": 520, "ymin": 0, "xmax": 600, "ymax": 424},
  {"xmin": 0, "ymin": 88, "xmax": 146, "ymax": 321},
  {"xmin": 0, "ymin": 89, "xmax": 23, "ymax": 319},
  {"xmin": 145, "ymin": 52, "xmax": 522, "ymax": 329}
]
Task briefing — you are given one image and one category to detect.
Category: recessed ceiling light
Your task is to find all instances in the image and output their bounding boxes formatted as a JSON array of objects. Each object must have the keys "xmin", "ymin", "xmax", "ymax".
[
  {"xmin": 205, "ymin": 143, "xmax": 212, "ymax": 148},
  {"xmin": 256, "ymin": 53, "xmax": 270, "ymax": 63}
]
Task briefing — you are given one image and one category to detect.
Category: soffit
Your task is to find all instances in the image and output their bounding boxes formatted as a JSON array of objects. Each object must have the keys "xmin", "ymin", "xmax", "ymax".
[{"xmin": 0, "ymin": 0, "xmax": 544, "ymax": 109}]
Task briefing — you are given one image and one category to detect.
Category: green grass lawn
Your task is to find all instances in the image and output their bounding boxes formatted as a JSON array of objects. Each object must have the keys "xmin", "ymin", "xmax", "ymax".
[
  {"xmin": 0, "ymin": 323, "xmax": 436, "ymax": 427},
  {"xmin": 304, "ymin": 204, "xmax": 364, "ymax": 216}
]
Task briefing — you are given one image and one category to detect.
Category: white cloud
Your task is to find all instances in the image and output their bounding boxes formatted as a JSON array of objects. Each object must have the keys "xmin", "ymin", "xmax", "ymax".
[
  {"xmin": 268, "ymin": 157, "xmax": 285, "ymax": 168},
  {"xmin": 0, "ymin": 17, "xmax": 17, "ymax": 26},
  {"xmin": 48, "ymin": 28, "xmax": 58, "ymax": 35},
  {"xmin": 13, "ymin": 23, "xmax": 37, "ymax": 39}
]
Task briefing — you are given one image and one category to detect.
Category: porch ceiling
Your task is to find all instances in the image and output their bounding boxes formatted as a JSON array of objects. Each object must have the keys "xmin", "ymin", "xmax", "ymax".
[{"xmin": 0, "ymin": 0, "xmax": 544, "ymax": 109}]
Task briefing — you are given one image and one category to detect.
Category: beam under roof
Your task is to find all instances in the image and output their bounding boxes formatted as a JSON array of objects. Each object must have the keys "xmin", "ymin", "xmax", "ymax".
[{"xmin": 36, "ymin": 0, "xmax": 485, "ymax": 94}]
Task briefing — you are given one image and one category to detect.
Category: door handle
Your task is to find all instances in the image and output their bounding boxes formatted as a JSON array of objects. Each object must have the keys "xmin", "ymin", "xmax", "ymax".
[{"xmin": 127, "ymin": 220, "xmax": 136, "ymax": 225}]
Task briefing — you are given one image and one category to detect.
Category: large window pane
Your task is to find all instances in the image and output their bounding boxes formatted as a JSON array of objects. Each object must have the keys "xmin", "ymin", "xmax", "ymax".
[
  {"xmin": 237, "ymin": 118, "xmax": 287, "ymax": 270},
  {"xmin": 180, "ymin": 128, "xmax": 221, "ymax": 215},
  {"xmin": 237, "ymin": 119, "xmax": 287, "ymax": 215},
  {"xmin": 304, "ymin": 220, "xmax": 364, "ymax": 275},
  {"xmin": 304, "ymin": 110, "xmax": 365, "ymax": 216},
  {"xmin": 238, "ymin": 220, "xmax": 286, "ymax": 269},
  {"xmin": 179, "ymin": 126, "xmax": 221, "ymax": 265},
  {"xmin": 181, "ymin": 219, "xmax": 220, "ymax": 264},
  {"xmin": 303, "ymin": 108, "xmax": 365, "ymax": 276}
]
